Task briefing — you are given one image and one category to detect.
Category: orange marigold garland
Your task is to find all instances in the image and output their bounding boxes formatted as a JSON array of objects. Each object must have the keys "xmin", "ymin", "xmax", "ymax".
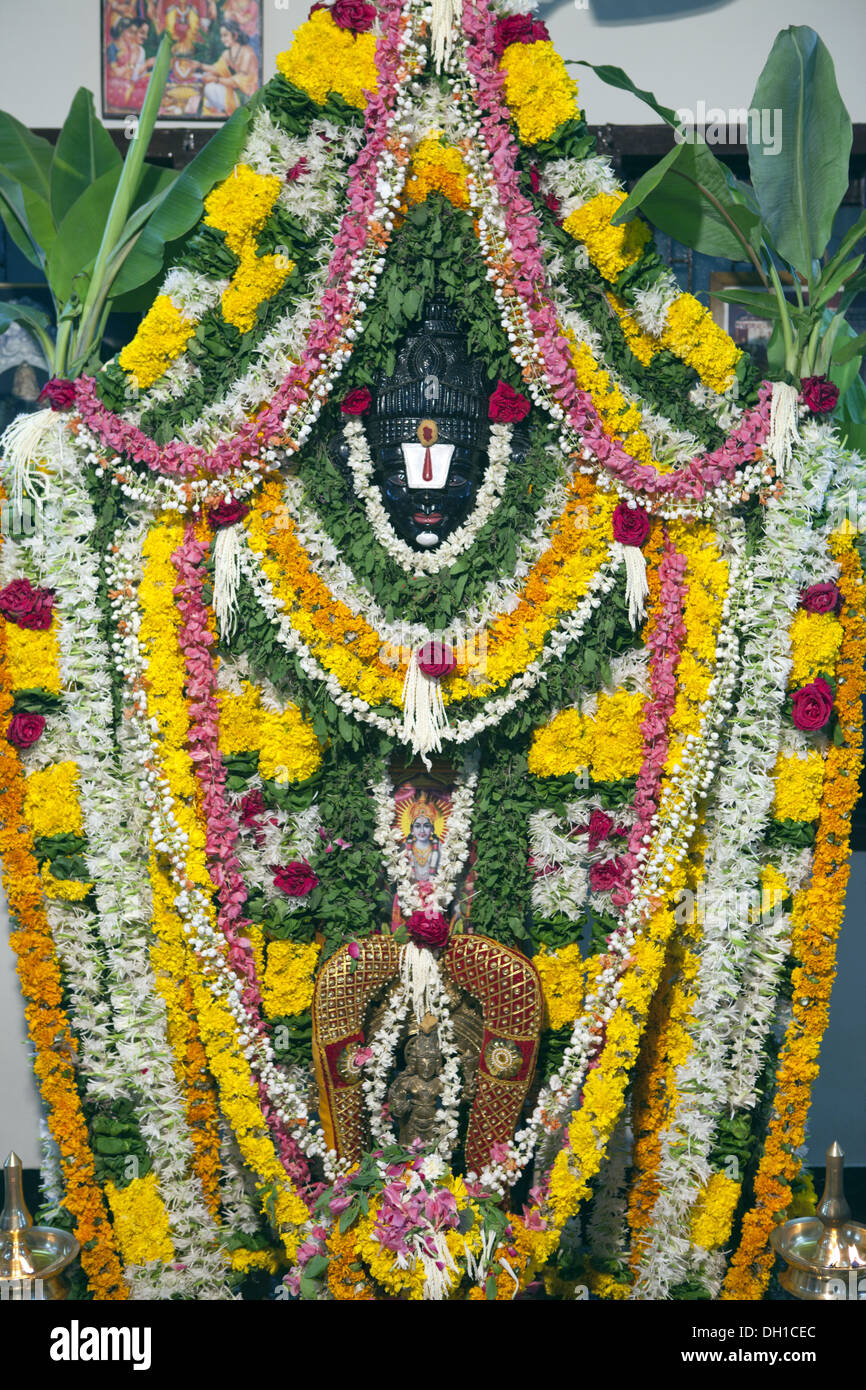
[
  {"xmin": 721, "ymin": 538, "xmax": 866, "ymax": 1300},
  {"xmin": 0, "ymin": 612, "xmax": 128, "ymax": 1300}
]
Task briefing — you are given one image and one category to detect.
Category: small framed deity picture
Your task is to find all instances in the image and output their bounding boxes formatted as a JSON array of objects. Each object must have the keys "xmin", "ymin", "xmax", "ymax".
[{"xmin": 101, "ymin": 1, "xmax": 264, "ymax": 121}]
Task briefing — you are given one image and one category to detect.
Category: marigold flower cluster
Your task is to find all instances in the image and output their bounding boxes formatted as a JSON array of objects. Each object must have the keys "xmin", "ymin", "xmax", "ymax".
[
  {"xmin": 499, "ymin": 41, "xmax": 579, "ymax": 144},
  {"xmin": 118, "ymin": 294, "xmax": 196, "ymax": 391},
  {"xmin": 276, "ymin": 9, "xmax": 378, "ymax": 109}
]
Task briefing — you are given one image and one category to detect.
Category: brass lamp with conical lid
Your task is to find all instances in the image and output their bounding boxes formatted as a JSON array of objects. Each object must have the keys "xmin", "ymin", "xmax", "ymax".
[
  {"xmin": 771, "ymin": 1141, "xmax": 866, "ymax": 1299},
  {"xmin": 0, "ymin": 1151, "xmax": 79, "ymax": 1299}
]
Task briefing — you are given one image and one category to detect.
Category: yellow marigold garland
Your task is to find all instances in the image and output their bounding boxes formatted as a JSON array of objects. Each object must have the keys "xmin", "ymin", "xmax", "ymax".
[
  {"xmin": 118, "ymin": 294, "xmax": 196, "ymax": 391},
  {"xmin": 787, "ymin": 608, "xmax": 844, "ymax": 686},
  {"xmin": 0, "ymin": 609, "xmax": 128, "ymax": 1299},
  {"xmin": 722, "ymin": 538, "xmax": 865, "ymax": 1299},
  {"xmin": 772, "ymin": 750, "xmax": 824, "ymax": 823},
  {"xmin": 404, "ymin": 136, "xmax": 470, "ymax": 210},
  {"xmin": 5, "ymin": 620, "xmax": 61, "ymax": 693},
  {"xmin": 275, "ymin": 9, "xmax": 378, "ymax": 110},
  {"xmin": 262, "ymin": 940, "xmax": 321, "ymax": 1018},
  {"xmin": 563, "ymin": 192, "xmax": 652, "ymax": 282},
  {"xmin": 217, "ymin": 679, "xmax": 322, "ymax": 783},
  {"xmin": 220, "ymin": 244, "xmax": 294, "ymax": 335},
  {"xmin": 690, "ymin": 1172, "xmax": 742, "ymax": 1251},
  {"xmin": 137, "ymin": 518, "xmax": 309, "ymax": 1257},
  {"xmin": 105, "ymin": 1172, "xmax": 175, "ymax": 1266},
  {"xmin": 499, "ymin": 41, "xmax": 579, "ymax": 144},
  {"xmin": 23, "ymin": 761, "xmax": 85, "ymax": 838}
]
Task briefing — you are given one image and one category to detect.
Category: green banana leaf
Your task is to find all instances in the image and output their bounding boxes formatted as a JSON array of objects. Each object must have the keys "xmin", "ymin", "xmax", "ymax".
[
  {"xmin": 748, "ymin": 27, "xmax": 852, "ymax": 280},
  {"xmin": 109, "ymin": 102, "xmax": 255, "ymax": 301},
  {"xmin": 49, "ymin": 87, "xmax": 121, "ymax": 227}
]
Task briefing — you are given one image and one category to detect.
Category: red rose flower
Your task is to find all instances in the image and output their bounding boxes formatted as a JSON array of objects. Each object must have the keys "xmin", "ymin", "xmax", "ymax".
[
  {"xmin": 331, "ymin": 0, "xmax": 376, "ymax": 32},
  {"xmin": 0, "ymin": 577, "xmax": 55, "ymax": 630},
  {"xmin": 612, "ymin": 502, "xmax": 650, "ymax": 548},
  {"xmin": 791, "ymin": 678, "xmax": 834, "ymax": 731},
  {"xmin": 544, "ymin": 191, "xmax": 561, "ymax": 217},
  {"xmin": 6, "ymin": 712, "xmax": 45, "ymax": 749},
  {"xmin": 589, "ymin": 858, "xmax": 627, "ymax": 893},
  {"xmin": 529, "ymin": 165, "xmax": 541, "ymax": 194},
  {"xmin": 38, "ymin": 378, "xmax": 76, "ymax": 409},
  {"xmin": 406, "ymin": 908, "xmax": 450, "ymax": 949},
  {"xmin": 800, "ymin": 375, "xmax": 839, "ymax": 415},
  {"xmin": 488, "ymin": 380, "xmax": 531, "ymax": 423},
  {"xmin": 272, "ymin": 860, "xmax": 319, "ymax": 896},
  {"xmin": 417, "ymin": 640, "xmax": 456, "ymax": 679},
  {"xmin": 208, "ymin": 500, "xmax": 250, "ymax": 529},
  {"xmin": 493, "ymin": 13, "xmax": 550, "ymax": 60},
  {"xmin": 799, "ymin": 581, "xmax": 841, "ymax": 615},
  {"xmin": 341, "ymin": 388, "xmax": 372, "ymax": 415},
  {"xmin": 586, "ymin": 809, "xmax": 613, "ymax": 852}
]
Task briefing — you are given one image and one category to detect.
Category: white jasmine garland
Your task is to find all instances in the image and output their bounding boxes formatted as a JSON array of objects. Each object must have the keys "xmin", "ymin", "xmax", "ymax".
[
  {"xmin": 107, "ymin": 524, "xmax": 337, "ymax": 1184},
  {"xmin": 630, "ymin": 430, "xmax": 843, "ymax": 1300},
  {"xmin": 18, "ymin": 465, "xmax": 232, "ymax": 1297}
]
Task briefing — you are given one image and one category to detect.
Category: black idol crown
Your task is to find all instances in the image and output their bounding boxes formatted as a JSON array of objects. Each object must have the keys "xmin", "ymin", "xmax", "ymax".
[{"xmin": 367, "ymin": 296, "xmax": 491, "ymax": 451}]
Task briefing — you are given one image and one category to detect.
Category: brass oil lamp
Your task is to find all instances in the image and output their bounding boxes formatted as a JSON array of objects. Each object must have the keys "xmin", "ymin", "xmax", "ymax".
[
  {"xmin": 0, "ymin": 1151, "xmax": 79, "ymax": 1300},
  {"xmin": 771, "ymin": 1142, "xmax": 866, "ymax": 1300}
]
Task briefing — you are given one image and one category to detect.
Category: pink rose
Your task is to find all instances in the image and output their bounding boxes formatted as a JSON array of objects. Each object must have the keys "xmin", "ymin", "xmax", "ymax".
[
  {"xmin": 800, "ymin": 582, "xmax": 841, "ymax": 615},
  {"xmin": 488, "ymin": 380, "xmax": 531, "ymax": 423},
  {"xmin": 406, "ymin": 909, "xmax": 450, "ymax": 950},
  {"xmin": 208, "ymin": 500, "xmax": 249, "ymax": 529},
  {"xmin": 341, "ymin": 387, "xmax": 372, "ymax": 415},
  {"xmin": 38, "ymin": 378, "xmax": 76, "ymax": 409},
  {"xmin": 330, "ymin": 0, "xmax": 376, "ymax": 32},
  {"xmin": 272, "ymin": 860, "xmax": 319, "ymax": 896},
  {"xmin": 417, "ymin": 640, "xmax": 456, "ymax": 679},
  {"xmin": 0, "ymin": 577, "xmax": 55, "ymax": 630},
  {"xmin": 791, "ymin": 678, "xmax": 834, "ymax": 731},
  {"xmin": 612, "ymin": 502, "xmax": 650, "ymax": 548},
  {"xmin": 6, "ymin": 712, "xmax": 45, "ymax": 749},
  {"xmin": 347, "ymin": 941, "xmax": 361, "ymax": 960},
  {"xmin": 493, "ymin": 13, "xmax": 550, "ymax": 59},
  {"xmin": 589, "ymin": 858, "xmax": 627, "ymax": 893},
  {"xmin": 801, "ymin": 376, "xmax": 839, "ymax": 415}
]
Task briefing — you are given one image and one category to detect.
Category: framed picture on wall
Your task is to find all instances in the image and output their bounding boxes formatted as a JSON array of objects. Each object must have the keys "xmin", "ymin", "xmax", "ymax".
[{"xmin": 102, "ymin": 1, "xmax": 264, "ymax": 121}]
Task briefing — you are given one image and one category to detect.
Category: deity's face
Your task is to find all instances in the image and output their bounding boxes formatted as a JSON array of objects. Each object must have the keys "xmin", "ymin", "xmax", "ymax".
[
  {"xmin": 373, "ymin": 439, "xmax": 486, "ymax": 551},
  {"xmin": 411, "ymin": 815, "xmax": 434, "ymax": 843},
  {"xmin": 415, "ymin": 1032, "xmax": 441, "ymax": 1080}
]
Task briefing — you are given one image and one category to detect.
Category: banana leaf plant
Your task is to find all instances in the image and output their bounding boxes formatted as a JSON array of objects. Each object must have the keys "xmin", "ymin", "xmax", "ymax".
[
  {"xmin": 0, "ymin": 35, "xmax": 254, "ymax": 379},
  {"xmin": 571, "ymin": 26, "xmax": 866, "ymax": 447}
]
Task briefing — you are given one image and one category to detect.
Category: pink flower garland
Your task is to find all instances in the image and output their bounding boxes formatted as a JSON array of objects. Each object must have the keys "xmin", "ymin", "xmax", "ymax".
[
  {"xmin": 172, "ymin": 523, "xmax": 310, "ymax": 1189},
  {"xmin": 460, "ymin": 0, "xmax": 771, "ymax": 505},
  {"xmin": 612, "ymin": 533, "xmax": 688, "ymax": 908},
  {"xmin": 75, "ymin": 0, "xmax": 411, "ymax": 480}
]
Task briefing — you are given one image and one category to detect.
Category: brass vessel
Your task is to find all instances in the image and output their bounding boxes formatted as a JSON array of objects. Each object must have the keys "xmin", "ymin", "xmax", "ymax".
[
  {"xmin": 0, "ymin": 1151, "xmax": 79, "ymax": 1300},
  {"xmin": 770, "ymin": 1142, "xmax": 866, "ymax": 1300}
]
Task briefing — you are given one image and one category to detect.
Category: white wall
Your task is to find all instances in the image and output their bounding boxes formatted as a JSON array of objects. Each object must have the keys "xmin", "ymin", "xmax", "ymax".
[{"xmin": 0, "ymin": 0, "xmax": 864, "ymax": 127}]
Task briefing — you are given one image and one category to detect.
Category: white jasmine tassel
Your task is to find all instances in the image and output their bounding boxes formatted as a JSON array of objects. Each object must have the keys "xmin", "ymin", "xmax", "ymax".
[
  {"xmin": 400, "ymin": 941, "xmax": 440, "ymax": 1022},
  {"xmin": 401, "ymin": 649, "xmax": 449, "ymax": 766},
  {"xmin": 430, "ymin": 0, "xmax": 459, "ymax": 71},
  {"xmin": 767, "ymin": 380, "xmax": 801, "ymax": 476},
  {"xmin": 420, "ymin": 1229, "xmax": 459, "ymax": 1300},
  {"xmin": 0, "ymin": 407, "xmax": 67, "ymax": 512},
  {"xmin": 213, "ymin": 524, "xmax": 243, "ymax": 640},
  {"xmin": 615, "ymin": 541, "xmax": 649, "ymax": 629}
]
